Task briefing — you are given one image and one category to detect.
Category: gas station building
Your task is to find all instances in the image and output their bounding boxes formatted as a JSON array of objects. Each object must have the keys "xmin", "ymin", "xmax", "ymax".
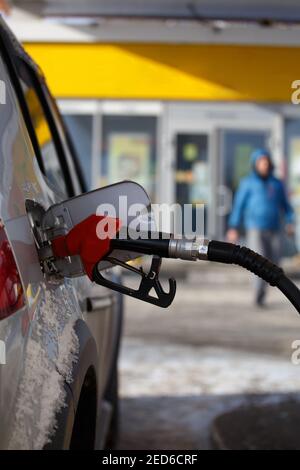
[{"xmin": 7, "ymin": 3, "xmax": 300, "ymax": 241}]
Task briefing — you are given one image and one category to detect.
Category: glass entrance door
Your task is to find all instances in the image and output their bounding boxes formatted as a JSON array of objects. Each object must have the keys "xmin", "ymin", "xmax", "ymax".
[
  {"xmin": 175, "ymin": 133, "xmax": 209, "ymax": 236},
  {"xmin": 285, "ymin": 118, "xmax": 300, "ymax": 249},
  {"xmin": 217, "ymin": 129, "xmax": 270, "ymax": 238}
]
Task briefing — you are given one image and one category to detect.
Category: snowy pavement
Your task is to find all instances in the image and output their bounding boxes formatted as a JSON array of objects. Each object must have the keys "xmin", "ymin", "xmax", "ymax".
[{"xmin": 117, "ymin": 263, "xmax": 300, "ymax": 449}]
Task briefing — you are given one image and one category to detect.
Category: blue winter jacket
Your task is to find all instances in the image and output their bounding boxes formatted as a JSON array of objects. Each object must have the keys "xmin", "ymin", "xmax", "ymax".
[{"xmin": 228, "ymin": 150, "xmax": 294, "ymax": 231}]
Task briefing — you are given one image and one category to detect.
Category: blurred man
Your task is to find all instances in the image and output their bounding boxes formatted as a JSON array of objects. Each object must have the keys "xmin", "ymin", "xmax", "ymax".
[{"xmin": 227, "ymin": 148, "xmax": 294, "ymax": 306}]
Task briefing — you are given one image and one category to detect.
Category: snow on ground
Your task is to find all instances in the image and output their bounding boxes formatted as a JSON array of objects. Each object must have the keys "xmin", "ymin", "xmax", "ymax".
[
  {"xmin": 119, "ymin": 340, "xmax": 300, "ymax": 449},
  {"xmin": 120, "ymin": 340, "xmax": 300, "ymax": 397}
]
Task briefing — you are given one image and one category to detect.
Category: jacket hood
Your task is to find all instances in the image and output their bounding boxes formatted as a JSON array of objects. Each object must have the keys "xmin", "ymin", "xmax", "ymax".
[{"xmin": 250, "ymin": 148, "xmax": 273, "ymax": 174}]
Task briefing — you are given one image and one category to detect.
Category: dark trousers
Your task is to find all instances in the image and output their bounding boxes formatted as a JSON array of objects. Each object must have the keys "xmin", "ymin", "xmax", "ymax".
[{"xmin": 246, "ymin": 229, "xmax": 281, "ymax": 299}]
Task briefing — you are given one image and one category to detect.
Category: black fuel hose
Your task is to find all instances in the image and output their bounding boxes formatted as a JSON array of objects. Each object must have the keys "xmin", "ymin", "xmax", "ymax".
[
  {"xmin": 111, "ymin": 237, "xmax": 300, "ymax": 315},
  {"xmin": 208, "ymin": 240, "xmax": 300, "ymax": 315}
]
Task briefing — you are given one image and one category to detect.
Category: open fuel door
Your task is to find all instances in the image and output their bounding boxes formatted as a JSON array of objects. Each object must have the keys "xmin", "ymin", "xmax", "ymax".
[{"xmin": 26, "ymin": 181, "xmax": 176, "ymax": 307}]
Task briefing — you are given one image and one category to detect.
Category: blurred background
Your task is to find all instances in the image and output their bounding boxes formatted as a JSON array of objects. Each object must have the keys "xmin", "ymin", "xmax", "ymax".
[{"xmin": 3, "ymin": 0, "xmax": 300, "ymax": 449}]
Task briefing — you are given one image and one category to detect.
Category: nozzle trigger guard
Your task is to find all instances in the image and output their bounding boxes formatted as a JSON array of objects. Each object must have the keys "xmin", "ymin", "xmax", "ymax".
[{"xmin": 92, "ymin": 256, "xmax": 176, "ymax": 308}]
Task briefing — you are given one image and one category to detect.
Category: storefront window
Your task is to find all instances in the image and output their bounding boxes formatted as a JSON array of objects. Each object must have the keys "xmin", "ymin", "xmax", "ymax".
[{"xmin": 101, "ymin": 115, "xmax": 157, "ymax": 201}]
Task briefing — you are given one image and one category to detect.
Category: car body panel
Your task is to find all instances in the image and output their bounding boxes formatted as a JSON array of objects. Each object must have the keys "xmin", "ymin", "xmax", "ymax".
[{"xmin": 0, "ymin": 17, "xmax": 121, "ymax": 449}]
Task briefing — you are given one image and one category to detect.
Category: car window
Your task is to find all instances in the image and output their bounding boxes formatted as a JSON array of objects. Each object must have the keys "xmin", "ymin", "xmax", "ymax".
[
  {"xmin": 18, "ymin": 66, "xmax": 68, "ymax": 196},
  {"xmin": 43, "ymin": 88, "xmax": 84, "ymax": 195}
]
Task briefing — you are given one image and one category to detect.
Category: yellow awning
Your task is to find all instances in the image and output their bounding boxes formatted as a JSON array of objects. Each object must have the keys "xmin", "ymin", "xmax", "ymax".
[{"xmin": 24, "ymin": 42, "xmax": 300, "ymax": 102}]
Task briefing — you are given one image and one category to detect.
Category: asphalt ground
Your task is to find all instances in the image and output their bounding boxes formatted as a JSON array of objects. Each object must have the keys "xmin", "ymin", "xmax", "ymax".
[{"xmin": 117, "ymin": 261, "xmax": 300, "ymax": 449}]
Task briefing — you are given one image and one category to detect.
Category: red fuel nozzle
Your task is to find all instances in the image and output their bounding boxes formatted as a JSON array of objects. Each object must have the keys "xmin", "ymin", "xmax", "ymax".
[{"xmin": 51, "ymin": 214, "xmax": 121, "ymax": 279}]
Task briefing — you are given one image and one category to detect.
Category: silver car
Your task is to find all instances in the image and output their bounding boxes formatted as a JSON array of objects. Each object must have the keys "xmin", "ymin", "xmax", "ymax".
[{"xmin": 0, "ymin": 18, "xmax": 123, "ymax": 450}]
